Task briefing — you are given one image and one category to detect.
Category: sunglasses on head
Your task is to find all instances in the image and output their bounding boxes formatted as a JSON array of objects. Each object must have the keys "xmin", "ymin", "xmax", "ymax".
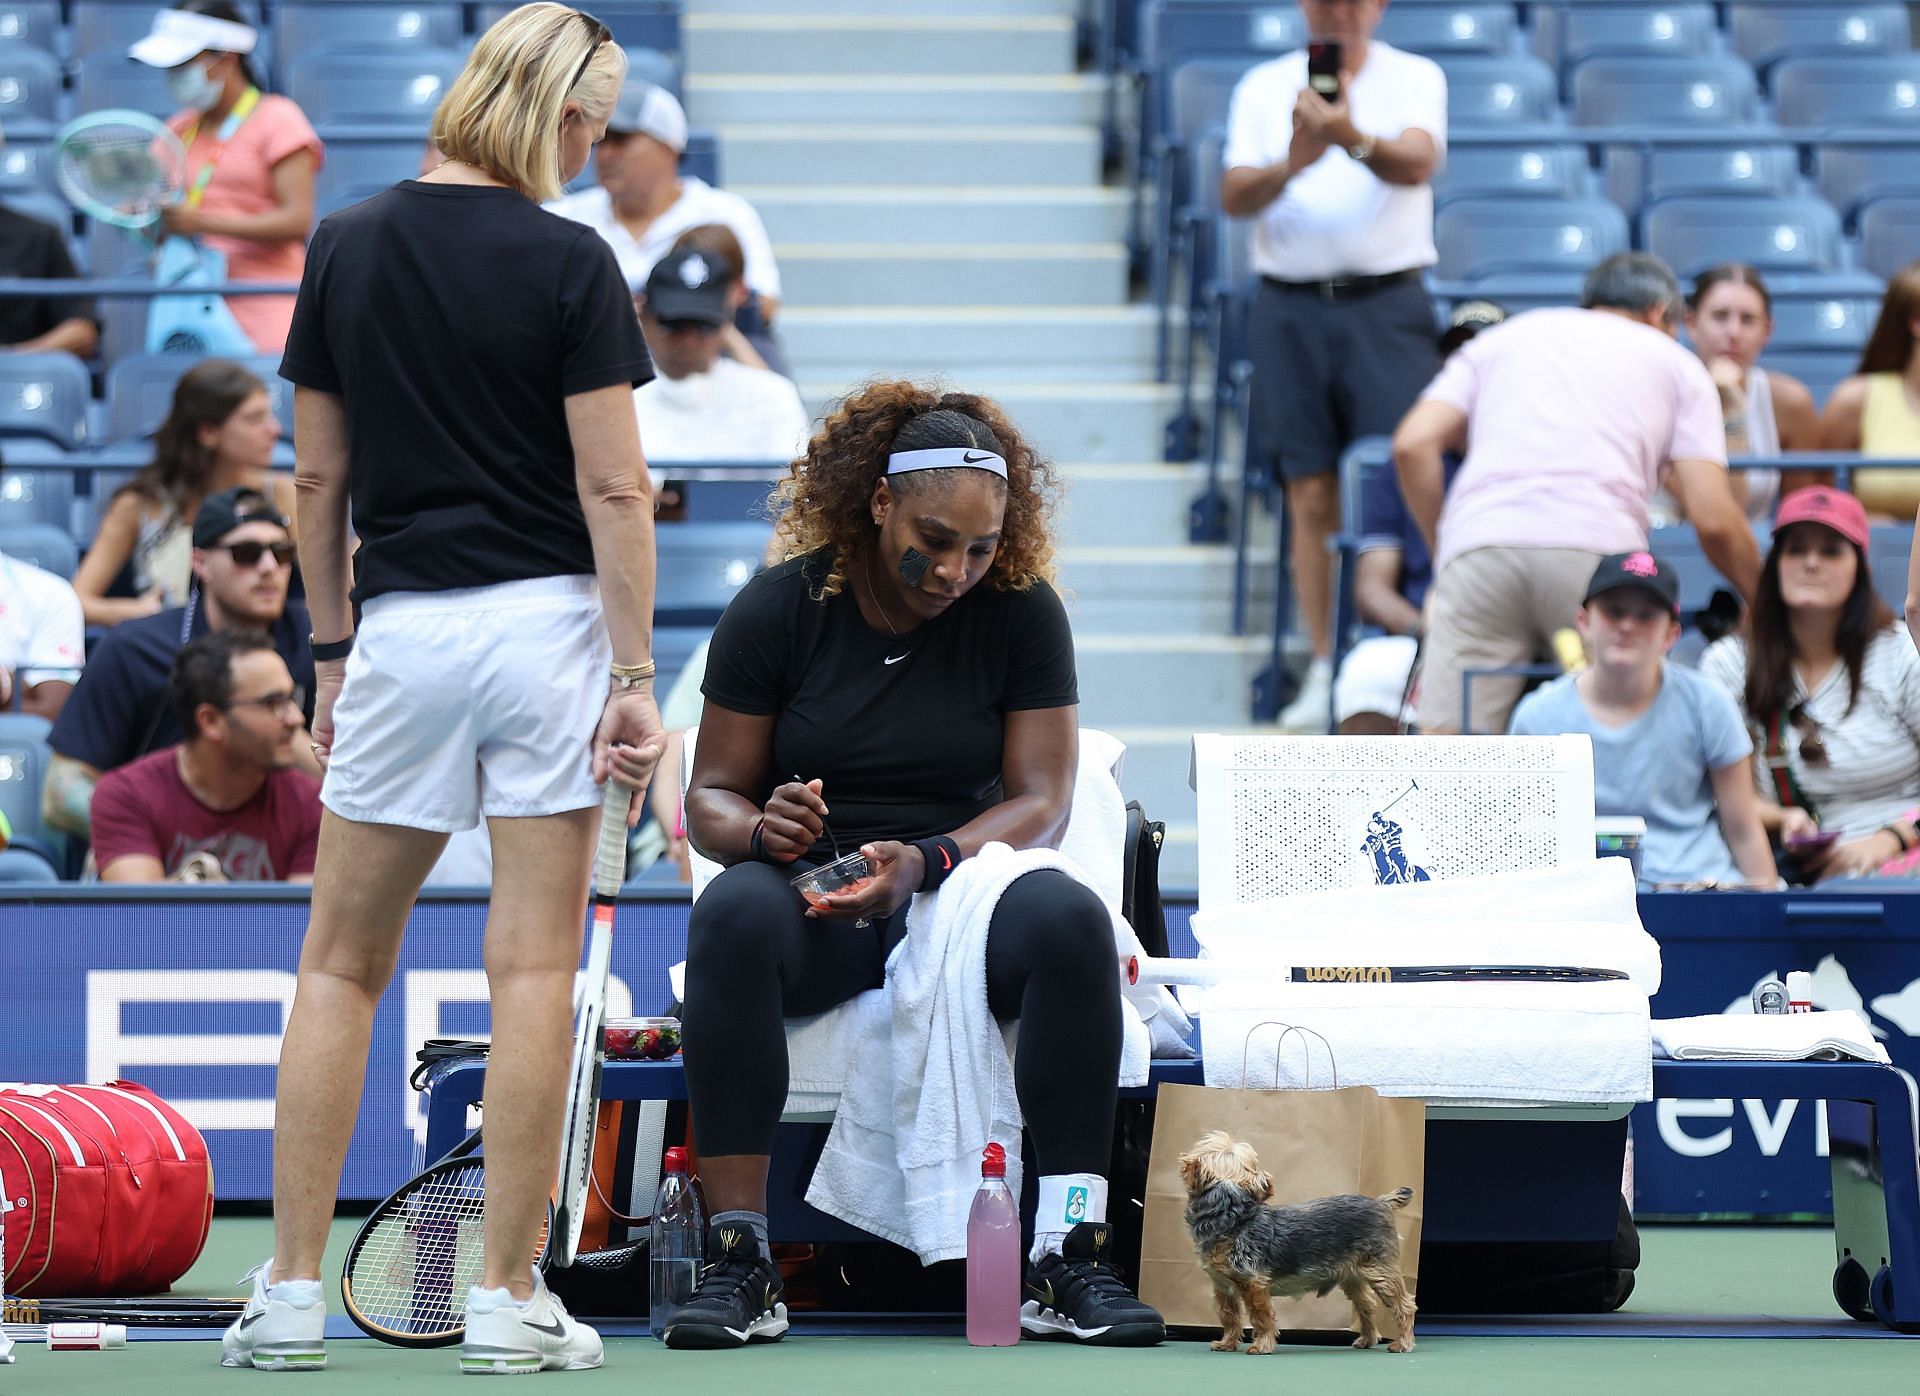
[
  {"xmin": 1789, "ymin": 703, "xmax": 1829, "ymax": 766},
  {"xmin": 568, "ymin": 11, "xmax": 611, "ymax": 92},
  {"xmin": 211, "ymin": 539, "xmax": 295, "ymax": 568}
]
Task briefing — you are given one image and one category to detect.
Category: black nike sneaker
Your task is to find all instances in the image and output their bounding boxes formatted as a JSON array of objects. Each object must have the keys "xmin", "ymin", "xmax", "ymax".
[
  {"xmin": 660, "ymin": 1221, "xmax": 789, "ymax": 1350},
  {"xmin": 1021, "ymin": 1223, "xmax": 1165, "ymax": 1345}
]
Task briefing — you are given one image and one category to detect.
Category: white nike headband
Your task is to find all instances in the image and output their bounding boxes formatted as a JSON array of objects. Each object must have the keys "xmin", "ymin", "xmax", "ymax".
[{"xmin": 886, "ymin": 446, "xmax": 1008, "ymax": 479}]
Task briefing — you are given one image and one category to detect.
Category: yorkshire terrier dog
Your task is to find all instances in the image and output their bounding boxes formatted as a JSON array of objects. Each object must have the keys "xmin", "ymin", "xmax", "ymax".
[{"xmin": 1178, "ymin": 1131, "xmax": 1417, "ymax": 1355}]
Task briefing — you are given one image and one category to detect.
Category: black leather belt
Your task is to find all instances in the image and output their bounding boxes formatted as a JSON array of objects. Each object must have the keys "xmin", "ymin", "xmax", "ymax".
[{"xmin": 1265, "ymin": 268, "xmax": 1423, "ymax": 302}]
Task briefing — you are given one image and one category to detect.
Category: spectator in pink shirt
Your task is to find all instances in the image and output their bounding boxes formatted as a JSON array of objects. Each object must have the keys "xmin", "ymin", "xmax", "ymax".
[
  {"xmin": 131, "ymin": 0, "xmax": 324, "ymax": 353},
  {"xmin": 1393, "ymin": 252, "xmax": 1759, "ymax": 734}
]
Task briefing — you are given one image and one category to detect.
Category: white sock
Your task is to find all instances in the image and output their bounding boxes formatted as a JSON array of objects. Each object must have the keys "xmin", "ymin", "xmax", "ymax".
[
  {"xmin": 1030, "ymin": 1173, "xmax": 1108, "ymax": 1263},
  {"xmin": 1305, "ymin": 657, "xmax": 1332, "ymax": 681}
]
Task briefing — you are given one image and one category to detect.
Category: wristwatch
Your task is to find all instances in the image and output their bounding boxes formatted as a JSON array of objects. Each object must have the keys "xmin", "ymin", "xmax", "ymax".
[{"xmin": 1347, "ymin": 134, "xmax": 1377, "ymax": 164}]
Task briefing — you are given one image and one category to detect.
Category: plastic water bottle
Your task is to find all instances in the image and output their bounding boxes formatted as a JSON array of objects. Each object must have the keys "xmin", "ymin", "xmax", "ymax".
[
  {"xmin": 649, "ymin": 1146, "xmax": 704, "ymax": 1340},
  {"xmin": 966, "ymin": 1142, "xmax": 1021, "ymax": 1346}
]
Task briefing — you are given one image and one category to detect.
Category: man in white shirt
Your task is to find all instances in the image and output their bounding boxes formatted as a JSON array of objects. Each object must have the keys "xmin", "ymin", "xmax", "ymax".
[
  {"xmin": 0, "ymin": 539, "xmax": 84, "ymax": 720},
  {"xmin": 546, "ymin": 80, "xmax": 782, "ymax": 320},
  {"xmin": 635, "ymin": 248, "xmax": 811, "ymax": 464},
  {"xmin": 1222, "ymin": 0, "xmax": 1447, "ymax": 731}
]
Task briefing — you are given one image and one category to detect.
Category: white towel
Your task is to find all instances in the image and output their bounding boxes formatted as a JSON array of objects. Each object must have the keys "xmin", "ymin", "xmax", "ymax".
[
  {"xmin": 1653, "ymin": 1010, "xmax": 1890, "ymax": 1063},
  {"xmin": 1198, "ymin": 979, "xmax": 1652, "ymax": 1105},
  {"xmin": 805, "ymin": 842, "xmax": 1151, "ymax": 1264}
]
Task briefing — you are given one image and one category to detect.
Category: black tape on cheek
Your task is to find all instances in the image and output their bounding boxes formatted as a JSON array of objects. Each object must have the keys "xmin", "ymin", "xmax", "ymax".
[{"xmin": 898, "ymin": 547, "xmax": 933, "ymax": 587}]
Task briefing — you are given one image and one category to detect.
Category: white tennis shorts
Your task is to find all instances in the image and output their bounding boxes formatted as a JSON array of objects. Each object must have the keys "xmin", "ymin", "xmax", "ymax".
[{"xmin": 321, "ymin": 575, "xmax": 610, "ymax": 832}]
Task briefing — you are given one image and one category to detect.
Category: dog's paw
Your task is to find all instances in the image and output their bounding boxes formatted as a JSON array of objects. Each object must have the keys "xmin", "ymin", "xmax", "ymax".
[
  {"xmin": 1352, "ymin": 1333, "xmax": 1380, "ymax": 1351},
  {"xmin": 1388, "ymin": 1336, "xmax": 1414, "ymax": 1354},
  {"xmin": 1210, "ymin": 1338, "xmax": 1240, "ymax": 1353},
  {"xmin": 1246, "ymin": 1338, "xmax": 1276, "ymax": 1356}
]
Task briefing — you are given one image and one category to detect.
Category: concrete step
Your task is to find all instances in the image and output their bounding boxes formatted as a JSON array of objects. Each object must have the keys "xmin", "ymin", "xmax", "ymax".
[
  {"xmin": 776, "ymin": 306, "xmax": 1161, "ymax": 383},
  {"xmin": 1058, "ymin": 463, "xmax": 1211, "ymax": 547},
  {"xmin": 719, "ymin": 124, "xmax": 1100, "ymax": 187},
  {"xmin": 742, "ymin": 185, "xmax": 1128, "ymax": 246},
  {"xmin": 684, "ymin": 15, "xmax": 1077, "ymax": 76},
  {"xmin": 800, "ymin": 379, "xmax": 1177, "ymax": 464},
  {"xmin": 690, "ymin": 0, "xmax": 1075, "ymax": 15},
  {"xmin": 686, "ymin": 74, "xmax": 1107, "ymax": 127},
  {"xmin": 778, "ymin": 243, "xmax": 1126, "ymax": 308},
  {"xmin": 1059, "ymin": 543, "xmax": 1277, "ymax": 633},
  {"xmin": 1075, "ymin": 635, "xmax": 1266, "ymax": 727}
]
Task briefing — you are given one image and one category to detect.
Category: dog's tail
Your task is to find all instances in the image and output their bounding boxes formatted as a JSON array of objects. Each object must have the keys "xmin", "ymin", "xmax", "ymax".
[{"xmin": 1379, "ymin": 1187, "xmax": 1414, "ymax": 1210}]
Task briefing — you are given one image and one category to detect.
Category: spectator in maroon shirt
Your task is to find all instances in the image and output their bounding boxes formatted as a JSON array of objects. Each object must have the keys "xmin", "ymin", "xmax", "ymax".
[{"xmin": 91, "ymin": 629, "xmax": 320, "ymax": 882}]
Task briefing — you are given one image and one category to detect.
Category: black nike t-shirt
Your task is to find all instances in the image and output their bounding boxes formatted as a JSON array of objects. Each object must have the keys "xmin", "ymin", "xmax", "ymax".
[
  {"xmin": 279, "ymin": 182, "xmax": 654, "ymax": 601},
  {"xmin": 701, "ymin": 549, "xmax": 1079, "ymax": 857}
]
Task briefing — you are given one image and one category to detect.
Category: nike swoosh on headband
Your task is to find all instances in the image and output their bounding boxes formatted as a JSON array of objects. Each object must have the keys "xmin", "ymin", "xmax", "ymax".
[{"xmin": 886, "ymin": 446, "xmax": 1007, "ymax": 478}]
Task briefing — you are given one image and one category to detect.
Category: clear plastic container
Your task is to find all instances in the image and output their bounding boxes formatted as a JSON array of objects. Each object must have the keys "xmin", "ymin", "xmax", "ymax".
[
  {"xmin": 648, "ymin": 1146, "xmax": 704, "ymax": 1339},
  {"xmin": 604, "ymin": 1016, "xmax": 681, "ymax": 1060},
  {"xmin": 788, "ymin": 850, "xmax": 873, "ymax": 910}
]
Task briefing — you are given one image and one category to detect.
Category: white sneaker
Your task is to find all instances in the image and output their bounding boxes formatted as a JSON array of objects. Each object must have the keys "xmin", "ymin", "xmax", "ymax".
[
  {"xmin": 461, "ymin": 1269, "xmax": 604, "ymax": 1375},
  {"xmin": 220, "ymin": 1261, "xmax": 326, "ymax": 1371},
  {"xmin": 1279, "ymin": 661, "xmax": 1334, "ymax": 733}
]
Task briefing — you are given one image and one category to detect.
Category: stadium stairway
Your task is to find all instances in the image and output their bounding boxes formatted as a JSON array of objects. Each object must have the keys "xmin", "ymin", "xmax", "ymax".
[{"xmin": 683, "ymin": 0, "xmax": 1276, "ymax": 884}]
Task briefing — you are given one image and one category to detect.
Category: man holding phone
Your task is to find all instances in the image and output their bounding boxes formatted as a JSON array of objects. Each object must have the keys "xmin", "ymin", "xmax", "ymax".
[{"xmin": 1222, "ymin": 0, "xmax": 1447, "ymax": 731}]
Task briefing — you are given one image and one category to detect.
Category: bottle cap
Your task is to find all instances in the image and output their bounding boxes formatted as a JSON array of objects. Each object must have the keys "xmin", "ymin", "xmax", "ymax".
[
  {"xmin": 663, "ymin": 1146, "xmax": 688, "ymax": 1173},
  {"xmin": 980, "ymin": 1142, "xmax": 1006, "ymax": 1179}
]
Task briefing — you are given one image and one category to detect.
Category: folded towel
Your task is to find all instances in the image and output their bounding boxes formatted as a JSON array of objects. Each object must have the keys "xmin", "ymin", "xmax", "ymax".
[
  {"xmin": 1652, "ymin": 1010, "xmax": 1890, "ymax": 1063},
  {"xmin": 1198, "ymin": 979, "xmax": 1652, "ymax": 1104}
]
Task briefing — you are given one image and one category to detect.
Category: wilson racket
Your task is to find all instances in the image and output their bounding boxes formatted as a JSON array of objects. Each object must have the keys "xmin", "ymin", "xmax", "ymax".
[
  {"xmin": 3, "ymin": 1322, "xmax": 126, "ymax": 1349},
  {"xmin": 1125, "ymin": 956, "xmax": 1630, "ymax": 987},
  {"xmin": 550, "ymin": 780, "xmax": 632, "ymax": 1270},
  {"xmin": 1, "ymin": 1295, "xmax": 243, "ymax": 1325},
  {"xmin": 53, "ymin": 110, "xmax": 188, "ymax": 233}
]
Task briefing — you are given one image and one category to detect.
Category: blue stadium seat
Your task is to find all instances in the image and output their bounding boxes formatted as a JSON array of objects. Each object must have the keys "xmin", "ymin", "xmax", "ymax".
[
  {"xmin": 0, "ymin": 2, "xmax": 62, "ymax": 59},
  {"xmin": 287, "ymin": 48, "xmax": 465, "ymax": 133},
  {"xmin": 313, "ymin": 135, "xmax": 425, "ymax": 209},
  {"xmin": 72, "ymin": 1, "xmax": 265, "ymax": 65},
  {"xmin": 1433, "ymin": 271, "xmax": 1586, "ymax": 317},
  {"xmin": 0, "ymin": 353, "xmax": 90, "ymax": 449},
  {"xmin": 1603, "ymin": 140, "xmax": 1801, "ymax": 220},
  {"xmin": 0, "ymin": 139, "xmax": 57, "ymax": 196},
  {"xmin": 1434, "ymin": 196, "xmax": 1629, "ymax": 280},
  {"xmin": 275, "ymin": 3, "xmax": 464, "ymax": 67},
  {"xmin": 0, "ymin": 712, "xmax": 60, "ymax": 870},
  {"xmin": 0, "ymin": 189, "xmax": 69, "ymax": 235},
  {"xmin": 1572, "ymin": 55, "xmax": 1761, "ymax": 128},
  {"xmin": 1816, "ymin": 138, "xmax": 1920, "ymax": 222},
  {"xmin": 0, "ymin": 466, "xmax": 73, "ymax": 531},
  {"xmin": 0, "ymin": 522, "xmax": 76, "ymax": 579},
  {"xmin": 1643, "ymin": 195, "xmax": 1843, "ymax": 278},
  {"xmin": 1375, "ymin": 3, "xmax": 1517, "ymax": 57},
  {"xmin": 479, "ymin": 0, "xmax": 681, "ymax": 58},
  {"xmin": 1869, "ymin": 524, "xmax": 1914, "ymax": 611},
  {"xmin": 1648, "ymin": 522, "xmax": 1735, "ymax": 615},
  {"xmin": 1138, "ymin": 0, "xmax": 1305, "ymax": 71},
  {"xmin": 105, "ymin": 353, "xmax": 290, "ymax": 444},
  {"xmin": 0, "ymin": 848, "xmax": 59, "ymax": 882},
  {"xmin": 0, "ymin": 46, "xmax": 63, "ymax": 139},
  {"xmin": 1534, "ymin": 3, "xmax": 1719, "ymax": 86},
  {"xmin": 1773, "ymin": 55, "xmax": 1920, "ymax": 130},
  {"xmin": 1439, "ymin": 55, "xmax": 1560, "ymax": 127},
  {"xmin": 1168, "ymin": 56, "xmax": 1255, "ymax": 158},
  {"xmin": 75, "ymin": 53, "xmax": 178, "ymax": 122},
  {"xmin": 655, "ymin": 522, "xmax": 774, "ymax": 625},
  {"xmin": 1860, "ymin": 197, "xmax": 1920, "ymax": 280},
  {"xmin": 623, "ymin": 44, "xmax": 682, "ymax": 99},
  {"xmin": 1730, "ymin": 4, "xmax": 1909, "ymax": 79},
  {"xmin": 1434, "ymin": 139, "xmax": 1591, "ymax": 207},
  {"xmin": 1758, "ymin": 349, "xmax": 1857, "ymax": 407},
  {"xmin": 1765, "ymin": 273, "xmax": 1885, "ymax": 352}
]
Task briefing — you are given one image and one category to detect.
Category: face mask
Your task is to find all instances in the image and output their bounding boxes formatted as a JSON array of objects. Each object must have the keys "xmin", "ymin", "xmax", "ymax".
[{"xmin": 167, "ymin": 61, "xmax": 222, "ymax": 113}]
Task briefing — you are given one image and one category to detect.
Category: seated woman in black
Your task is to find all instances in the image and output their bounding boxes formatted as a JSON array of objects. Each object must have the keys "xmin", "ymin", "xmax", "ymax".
[{"xmin": 667, "ymin": 382, "xmax": 1164, "ymax": 1350}]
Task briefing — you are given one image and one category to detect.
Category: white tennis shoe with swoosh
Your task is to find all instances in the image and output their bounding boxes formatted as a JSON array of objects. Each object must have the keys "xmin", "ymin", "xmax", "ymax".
[
  {"xmin": 220, "ymin": 1260, "xmax": 327, "ymax": 1371},
  {"xmin": 461, "ymin": 1268, "xmax": 604, "ymax": 1375}
]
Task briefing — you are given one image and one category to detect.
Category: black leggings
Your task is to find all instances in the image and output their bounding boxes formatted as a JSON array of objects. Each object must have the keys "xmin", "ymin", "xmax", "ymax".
[{"xmin": 682, "ymin": 862, "xmax": 1123, "ymax": 1176}]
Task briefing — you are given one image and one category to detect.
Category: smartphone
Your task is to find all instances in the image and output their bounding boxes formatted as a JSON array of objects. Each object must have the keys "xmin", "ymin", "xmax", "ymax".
[
  {"xmin": 1784, "ymin": 830, "xmax": 1839, "ymax": 852},
  {"xmin": 1307, "ymin": 40, "xmax": 1342, "ymax": 98}
]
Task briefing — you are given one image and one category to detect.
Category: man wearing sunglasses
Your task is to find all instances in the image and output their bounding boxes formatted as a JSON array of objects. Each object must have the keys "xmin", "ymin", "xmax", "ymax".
[
  {"xmin": 90, "ymin": 628, "xmax": 319, "ymax": 883},
  {"xmin": 44, "ymin": 486, "xmax": 318, "ymax": 840}
]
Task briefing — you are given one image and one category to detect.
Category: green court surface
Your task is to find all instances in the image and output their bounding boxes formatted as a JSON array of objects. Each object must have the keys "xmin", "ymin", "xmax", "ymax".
[{"xmin": 9, "ymin": 1220, "xmax": 1912, "ymax": 1394}]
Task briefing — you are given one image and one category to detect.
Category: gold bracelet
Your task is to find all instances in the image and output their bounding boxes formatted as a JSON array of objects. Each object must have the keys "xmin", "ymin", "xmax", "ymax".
[{"xmin": 610, "ymin": 659, "xmax": 656, "ymax": 689}]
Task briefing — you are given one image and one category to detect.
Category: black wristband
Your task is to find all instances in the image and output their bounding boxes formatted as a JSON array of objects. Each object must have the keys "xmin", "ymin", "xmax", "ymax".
[
  {"xmin": 748, "ymin": 817, "xmax": 768, "ymax": 862},
  {"xmin": 911, "ymin": 836, "xmax": 964, "ymax": 893},
  {"xmin": 309, "ymin": 633, "xmax": 353, "ymax": 663}
]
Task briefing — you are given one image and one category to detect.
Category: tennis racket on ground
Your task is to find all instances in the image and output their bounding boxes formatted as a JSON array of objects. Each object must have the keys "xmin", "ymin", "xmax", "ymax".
[
  {"xmin": 1, "ymin": 1295, "xmax": 243, "ymax": 1325},
  {"xmin": 549, "ymin": 780, "xmax": 633, "ymax": 1270},
  {"xmin": 53, "ymin": 110, "xmax": 188, "ymax": 235},
  {"xmin": 1125, "ymin": 956, "xmax": 1630, "ymax": 987}
]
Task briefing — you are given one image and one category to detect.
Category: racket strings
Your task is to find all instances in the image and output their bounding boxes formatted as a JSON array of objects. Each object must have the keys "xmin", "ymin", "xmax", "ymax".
[{"xmin": 54, "ymin": 114, "xmax": 189, "ymax": 228}]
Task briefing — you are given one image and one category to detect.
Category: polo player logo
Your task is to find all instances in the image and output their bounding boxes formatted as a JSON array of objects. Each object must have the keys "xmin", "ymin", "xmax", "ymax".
[{"xmin": 1362, "ymin": 781, "xmax": 1430, "ymax": 885}]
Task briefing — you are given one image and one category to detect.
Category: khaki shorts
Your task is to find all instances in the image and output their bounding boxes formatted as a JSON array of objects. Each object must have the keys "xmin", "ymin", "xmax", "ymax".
[{"xmin": 1416, "ymin": 546, "xmax": 1602, "ymax": 734}]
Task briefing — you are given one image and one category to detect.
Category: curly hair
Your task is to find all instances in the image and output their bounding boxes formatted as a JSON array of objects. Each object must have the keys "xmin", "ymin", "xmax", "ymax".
[{"xmin": 769, "ymin": 380, "xmax": 1061, "ymax": 598}]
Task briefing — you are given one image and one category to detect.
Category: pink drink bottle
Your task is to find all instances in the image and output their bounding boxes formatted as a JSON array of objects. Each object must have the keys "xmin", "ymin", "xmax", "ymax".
[{"xmin": 966, "ymin": 1142, "xmax": 1021, "ymax": 1346}]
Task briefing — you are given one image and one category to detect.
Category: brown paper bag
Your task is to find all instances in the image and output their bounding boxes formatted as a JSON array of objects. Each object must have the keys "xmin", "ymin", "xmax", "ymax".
[{"xmin": 1138, "ymin": 1078, "xmax": 1426, "ymax": 1339}]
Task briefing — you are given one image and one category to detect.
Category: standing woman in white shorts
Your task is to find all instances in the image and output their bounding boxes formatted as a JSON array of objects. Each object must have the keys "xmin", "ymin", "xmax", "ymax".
[{"xmin": 221, "ymin": 4, "xmax": 664, "ymax": 1375}]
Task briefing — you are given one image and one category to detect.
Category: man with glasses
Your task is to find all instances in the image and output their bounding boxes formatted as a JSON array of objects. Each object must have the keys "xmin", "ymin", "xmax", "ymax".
[
  {"xmin": 44, "ymin": 487, "xmax": 316, "ymax": 839},
  {"xmin": 90, "ymin": 629, "xmax": 319, "ymax": 882}
]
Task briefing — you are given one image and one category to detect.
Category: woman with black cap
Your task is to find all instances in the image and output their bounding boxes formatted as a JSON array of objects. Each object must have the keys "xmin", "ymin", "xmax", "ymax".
[{"xmin": 666, "ymin": 381, "xmax": 1165, "ymax": 1351}]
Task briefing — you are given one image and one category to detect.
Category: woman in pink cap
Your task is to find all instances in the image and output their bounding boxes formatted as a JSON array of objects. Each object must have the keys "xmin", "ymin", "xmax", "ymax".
[{"xmin": 1701, "ymin": 486, "xmax": 1920, "ymax": 882}]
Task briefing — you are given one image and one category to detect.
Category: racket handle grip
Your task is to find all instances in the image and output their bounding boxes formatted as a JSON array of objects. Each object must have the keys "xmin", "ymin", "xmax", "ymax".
[
  {"xmin": 48, "ymin": 1323, "xmax": 125, "ymax": 1350},
  {"xmin": 594, "ymin": 781, "xmax": 630, "ymax": 899}
]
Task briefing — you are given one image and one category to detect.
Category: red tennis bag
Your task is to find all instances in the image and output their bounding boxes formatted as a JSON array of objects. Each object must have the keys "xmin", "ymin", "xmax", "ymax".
[{"xmin": 0, "ymin": 1082, "xmax": 213, "ymax": 1296}]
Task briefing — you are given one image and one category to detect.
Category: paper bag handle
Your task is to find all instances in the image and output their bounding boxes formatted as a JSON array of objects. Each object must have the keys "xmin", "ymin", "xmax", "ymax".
[{"xmin": 1240, "ymin": 1021, "xmax": 1340, "ymax": 1090}]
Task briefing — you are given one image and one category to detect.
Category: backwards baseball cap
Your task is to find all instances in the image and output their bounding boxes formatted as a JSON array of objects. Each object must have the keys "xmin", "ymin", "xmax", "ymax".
[
  {"xmin": 192, "ymin": 486, "xmax": 288, "ymax": 548},
  {"xmin": 607, "ymin": 80, "xmax": 687, "ymax": 153},
  {"xmin": 1775, "ymin": 485, "xmax": 1869, "ymax": 551},
  {"xmin": 1438, "ymin": 299, "xmax": 1508, "ymax": 356},
  {"xmin": 131, "ymin": 8, "xmax": 259, "ymax": 67},
  {"xmin": 643, "ymin": 248, "xmax": 730, "ymax": 325},
  {"xmin": 1585, "ymin": 550, "xmax": 1680, "ymax": 616}
]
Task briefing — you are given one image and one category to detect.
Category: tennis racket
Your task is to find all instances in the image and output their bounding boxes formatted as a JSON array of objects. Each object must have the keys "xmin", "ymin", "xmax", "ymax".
[
  {"xmin": 1124, "ymin": 956, "xmax": 1630, "ymax": 987},
  {"xmin": 54, "ymin": 110, "xmax": 188, "ymax": 233},
  {"xmin": 550, "ymin": 780, "xmax": 633, "ymax": 1270},
  {"xmin": 1, "ymin": 1295, "xmax": 243, "ymax": 1325}
]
